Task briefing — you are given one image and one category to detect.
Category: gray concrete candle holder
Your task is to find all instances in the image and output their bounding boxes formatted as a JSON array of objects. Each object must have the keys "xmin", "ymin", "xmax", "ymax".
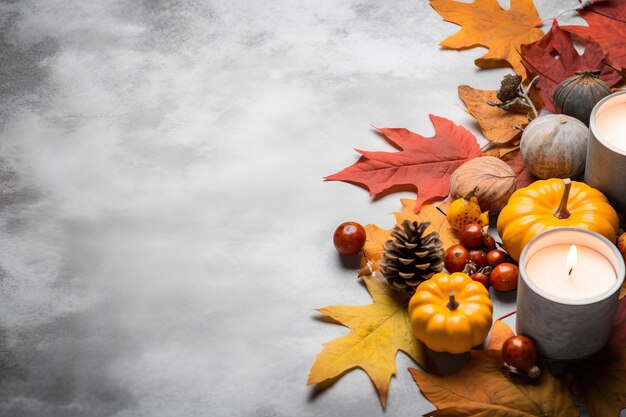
[
  {"xmin": 516, "ymin": 228, "xmax": 624, "ymax": 360},
  {"xmin": 586, "ymin": 91, "xmax": 626, "ymax": 217}
]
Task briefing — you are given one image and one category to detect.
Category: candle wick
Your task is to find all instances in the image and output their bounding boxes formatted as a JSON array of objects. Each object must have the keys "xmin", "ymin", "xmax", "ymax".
[{"xmin": 568, "ymin": 267, "xmax": 573, "ymax": 277}]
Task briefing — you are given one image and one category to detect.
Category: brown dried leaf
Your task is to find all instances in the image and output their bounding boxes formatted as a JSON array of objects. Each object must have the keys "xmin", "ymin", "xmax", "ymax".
[
  {"xmin": 411, "ymin": 349, "xmax": 579, "ymax": 417},
  {"xmin": 458, "ymin": 85, "xmax": 530, "ymax": 144}
]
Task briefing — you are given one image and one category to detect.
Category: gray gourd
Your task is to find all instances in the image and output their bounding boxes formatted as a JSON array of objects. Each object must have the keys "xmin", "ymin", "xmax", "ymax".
[{"xmin": 520, "ymin": 114, "xmax": 590, "ymax": 180}]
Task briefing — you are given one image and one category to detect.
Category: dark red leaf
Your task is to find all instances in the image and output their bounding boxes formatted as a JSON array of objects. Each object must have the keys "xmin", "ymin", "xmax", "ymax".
[{"xmin": 520, "ymin": 20, "xmax": 621, "ymax": 112}]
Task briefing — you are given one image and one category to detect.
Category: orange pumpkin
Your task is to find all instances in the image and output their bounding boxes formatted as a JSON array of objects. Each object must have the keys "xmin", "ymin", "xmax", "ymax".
[
  {"xmin": 497, "ymin": 178, "xmax": 619, "ymax": 261},
  {"xmin": 408, "ymin": 272, "xmax": 493, "ymax": 354}
]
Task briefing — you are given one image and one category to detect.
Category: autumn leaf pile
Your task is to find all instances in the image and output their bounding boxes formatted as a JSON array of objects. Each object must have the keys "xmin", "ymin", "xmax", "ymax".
[{"xmin": 310, "ymin": 0, "xmax": 626, "ymax": 416}]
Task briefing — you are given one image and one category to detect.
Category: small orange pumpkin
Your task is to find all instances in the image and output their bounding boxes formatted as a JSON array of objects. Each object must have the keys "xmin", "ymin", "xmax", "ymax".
[
  {"xmin": 497, "ymin": 178, "xmax": 620, "ymax": 261},
  {"xmin": 408, "ymin": 272, "xmax": 493, "ymax": 354}
]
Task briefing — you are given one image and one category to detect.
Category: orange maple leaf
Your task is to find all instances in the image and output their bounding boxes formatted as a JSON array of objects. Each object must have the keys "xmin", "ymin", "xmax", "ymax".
[
  {"xmin": 431, "ymin": 0, "xmax": 544, "ymax": 78},
  {"xmin": 308, "ymin": 275, "xmax": 427, "ymax": 407}
]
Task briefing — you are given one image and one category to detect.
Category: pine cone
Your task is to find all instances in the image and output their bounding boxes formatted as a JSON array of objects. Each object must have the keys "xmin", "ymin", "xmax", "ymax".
[
  {"xmin": 380, "ymin": 220, "xmax": 445, "ymax": 294},
  {"xmin": 497, "ymin": 74, "xmax": 522, "ymax": 103}
]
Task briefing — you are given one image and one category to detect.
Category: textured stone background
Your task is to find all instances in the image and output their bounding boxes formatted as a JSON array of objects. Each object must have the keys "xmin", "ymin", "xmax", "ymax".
[{"xmin": 0, "ymin": 1, "xmax": 590, "ymax": 416}]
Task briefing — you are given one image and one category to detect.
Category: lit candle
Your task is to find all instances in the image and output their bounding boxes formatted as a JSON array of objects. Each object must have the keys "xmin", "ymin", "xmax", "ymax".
[
  {"xmin": 517, "ymin": 228, "xmax": 624, "ymax": 360},
  {"xmin": 587, "ymin": 91, "xmax": 626, "ymax": 217},
  {"xmin": 596, "ymin": 101, "xmax": 626, "ymax": 151},
  {"xmin": 525, "ymin": 244, "xmax": 616, "ymax": 301}
]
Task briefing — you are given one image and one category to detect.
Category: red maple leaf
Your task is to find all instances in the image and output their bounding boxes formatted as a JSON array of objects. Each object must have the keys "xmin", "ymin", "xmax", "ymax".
[
  {"xmin": 520, "ymin": 20, "xmax": 621, "ymax": 112},
  {"xmin": 325, "ymin": 115, "xmax": 481, "ymax": 212},
  {"xmin": 563, "ymin": 0, "xmax": 626, "ymax": 72}
]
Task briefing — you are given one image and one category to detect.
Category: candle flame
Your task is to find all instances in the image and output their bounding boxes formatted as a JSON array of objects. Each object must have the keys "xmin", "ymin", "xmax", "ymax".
[{"xmin": 566, "ymin": 245, "xmax": 577, "ymax": 276}]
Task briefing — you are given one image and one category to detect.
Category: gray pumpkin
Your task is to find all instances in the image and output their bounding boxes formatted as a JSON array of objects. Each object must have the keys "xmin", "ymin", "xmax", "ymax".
[
  {"xmin": 520, "ymin": 114, "xmax": 590, "ymax": 180},
  {"xmin": 553, "ymin": 71, "xmax": 611, "ymax": 126}
]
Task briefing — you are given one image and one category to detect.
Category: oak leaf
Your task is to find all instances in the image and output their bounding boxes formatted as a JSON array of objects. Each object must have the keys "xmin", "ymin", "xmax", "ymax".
[
  {"xmin": 394, "ymin": 199, "xmax": 459, "ymax": 250},
  {"xmin": 563, "ymin": 0, "xmax": 626, "ymax": 75},
  {"xmin": 410, "ymin": 349, "xmax": 579, "ymax": 417},
  {"xmin": 308, "ymin": 275, "xmax": 427, "ymax": 407},
  {"xmin": 430, "ymin": 0, "xmax": 544, "ymax": 78},
  {"xmin": 324, "ymin": 115, "xmax": 481, "ymax": 212},
  {"xmin": 458, "ymin": 85, "xmax": 531, "ymax": 144},
  {"xmin": 520, "ymin": 21, "xmax": 621, "ymax": 112},
  {"xmin": 359, "ymin": 224, "xmax": 392, "ymax": 277}
]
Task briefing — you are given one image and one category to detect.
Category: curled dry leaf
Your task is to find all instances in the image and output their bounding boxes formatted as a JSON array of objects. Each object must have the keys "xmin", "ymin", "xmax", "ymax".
[
  {"xmin": 430, "ymin": 0, "xmax": 544, "ymax": 78},
  {"xmin": 458, "ymin": 85, "xmax": 531, "ymax": 144},
  {"xmin": 308, "ymin": 275, "xmax": 427, "ymax": 408}
]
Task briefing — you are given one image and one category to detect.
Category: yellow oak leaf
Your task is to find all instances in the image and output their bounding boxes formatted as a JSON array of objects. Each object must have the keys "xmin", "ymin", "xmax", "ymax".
[
  {"xmin": 359, "ymin": 224, "xmax": 392, "ymax": 277},
  {"xmin": 575, "ymin": 345, "xmax": 626, "ymax": 417},
  {"xmin": 431, "ymin": 0, "xmax": 544, "ymax": 78},
  {"xmin": 485, "ymin": 319, "xmax": 516, "ymax": 351},
  {"xmin": 308, "ymin": 275, "xmax": 427, "ymax": 408},
  {"xmin": 410, "ymin": 349, "xmax": 579, "ymax": 417},
  {"xmin": 394, "ymin": 199, "xmax": 459, "ymax": 250},
  {"xmin": 458, "ymin": 85, "xmax": 530, "ymax": 144}
]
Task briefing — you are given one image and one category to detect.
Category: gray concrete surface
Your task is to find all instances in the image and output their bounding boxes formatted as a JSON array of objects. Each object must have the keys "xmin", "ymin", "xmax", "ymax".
[{"xmin": 0, "ymin": 1, "xmax": 585, "ymax": 416}]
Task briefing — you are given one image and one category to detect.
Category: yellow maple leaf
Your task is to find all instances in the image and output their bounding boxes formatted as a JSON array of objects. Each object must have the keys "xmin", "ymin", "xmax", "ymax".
[
  {"xmin": 308, "ymin": 275, "xmax": 427, "ymax": 407},
  {"xmin": 410, "ymin": 349, "xmax": 579, "ymax": 417},
  {"xmin": 458, "ymin": 85, "xmax": 530, "ymax": 144},
  {"xmin": 394, "ymin": 199, "xmax": 459, "ymax": 250},
  {"xmin": 431, "ymin": 0, "xmax": 544, "ymax": 78}
]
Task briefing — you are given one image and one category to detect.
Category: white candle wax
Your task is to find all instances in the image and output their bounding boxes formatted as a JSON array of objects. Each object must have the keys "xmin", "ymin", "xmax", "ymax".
[
  {"xmin": 525, "ymin": 244, "xmax": 616, "ymax": 300},
  {"xmin": 596, "ymin": 101, "xmax": 626, "ymax": 152}
]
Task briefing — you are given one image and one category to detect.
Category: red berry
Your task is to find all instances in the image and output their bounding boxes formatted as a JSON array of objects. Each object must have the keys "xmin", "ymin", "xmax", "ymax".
[
  {"xmin": 459, "ymin": 223, "xmax": 484, "ymax": 249},
  {"xmin": 333, "ymin": 222, "xmax": 366, "ymax": 255},
  {"xmin": 444, "ymin": 245, "xmax": 470, "ymax": 273},
  {"xmin": 491, "ymin": 263, "xmax": 519, "ymax": 292},
  {"xmin": 470, "ymin": 270, "xmax": 490, "ymax": 289},
  {"xmin": 502, "ymin": 335, "xmax": 541, "ymax": 378},
  {"xmin": 468, "ymin": 249, "xmax": 487, "ymax": 268},
  {"xmin": 482, "ymin": 234, "xmax": 497, "ymax": 252},
  {"xmin": 486, "ymin": 250, "xmax": 507, "ymax": 267}
]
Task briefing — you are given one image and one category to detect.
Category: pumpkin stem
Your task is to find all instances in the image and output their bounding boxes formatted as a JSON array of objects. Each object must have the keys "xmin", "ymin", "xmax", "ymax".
[
  {"xmin": 463, "ymin": 186, "xmax": 479, "ymax": 201},
  {"xmin": 447, "ymin": 292, "xmax": 460, "ymax": 311},
  {"xmin": 553, "ymin": 178, "xmax": 572, "ymax": 219}
]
